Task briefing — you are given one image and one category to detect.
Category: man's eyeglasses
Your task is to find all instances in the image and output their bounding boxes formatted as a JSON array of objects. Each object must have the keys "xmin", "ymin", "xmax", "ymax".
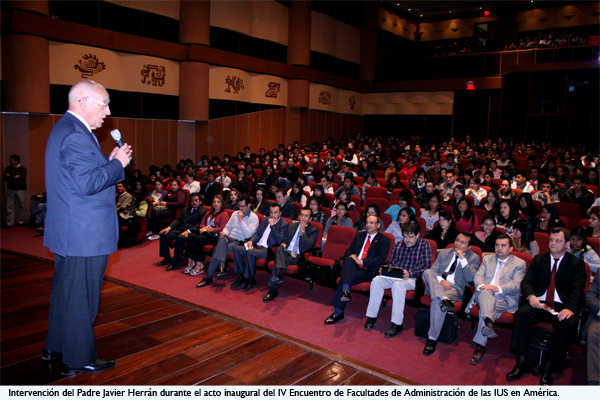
[{"xmin": 80, "ymin": 96, "xmax": 110, "ymax": 109}]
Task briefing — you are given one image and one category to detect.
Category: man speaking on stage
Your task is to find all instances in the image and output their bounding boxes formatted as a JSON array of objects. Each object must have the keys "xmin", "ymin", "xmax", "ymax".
[{"xmin": 42, "ymin": 79, "xmax": 132, "ymax": 375}]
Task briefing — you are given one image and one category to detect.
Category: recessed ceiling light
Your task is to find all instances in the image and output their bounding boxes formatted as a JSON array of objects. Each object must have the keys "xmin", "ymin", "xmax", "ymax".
[
  {"xmin": 408, "ymin": 8, "xmax": 411, "ymax": 11},
  {"xmin": 449, "ymin": 11, "xmax": 452, "ymax": 13},
  {"xmin": 420, "ymin": 14, "xmax": 423, "ymax": 17},
  {"xmin": 480, "ymin": 7, "xmax": 482, "ymax": 9}
]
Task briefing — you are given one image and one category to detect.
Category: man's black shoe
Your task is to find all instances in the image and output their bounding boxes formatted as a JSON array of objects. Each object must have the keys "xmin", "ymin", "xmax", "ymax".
[
  {"xmin": 364, "ymin": 317, "xmax": 377, "ymax": 331},
  {"xmin": 423, "ymin": 339, "xmax": 437, "ymax": 355},
  {"xmin": 165, "ymin": 263, "xmax": 178, "ymax": 271},
  {"xmin": 506, "ymin": 361, "xmax": 533, "ymax": 379},
  {"xmin": 42, "ymin": 348, "xmax": 62, "ymax": 361},
  {"xmin": 383, "ymin": 323, "xmax": 404, "ymax": 338},
  {"xmin": 61, "ymin": 358, "xmax": 116, "ymax": 376},
  {"xmin": 340, "ymin": 291, "xmax": 352, "ymax": 302},
  {"xmin": 263, "ymin": 290, "xmax": 278, "ymax": 302},
  {"xmin": 324, "ymin": 313, "xmax": 344, "ymax": 325},
  {"xmin": 242, "ymin": 279, "xmax": 257, "ymax": 291},
  {"xmin": 540, "ymin": 363, "xmax": 553, "ymax": 386},
  {"xmin": 440, "ymin": 299, "xmax": 454, "ymax": 313},
  {"xmin": 196, "ymin": 277, "xmax": 213, "ymax": 288},
  {"xmin": 157, "ymin": 257, "xmax": 172, "ymax": 266},
  {"xmin": 230, "ymin": 276, "xmax": 246, "ymax": 288}
]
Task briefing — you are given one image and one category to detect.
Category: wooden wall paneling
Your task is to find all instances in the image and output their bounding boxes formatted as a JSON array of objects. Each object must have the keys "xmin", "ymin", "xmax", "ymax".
[
  {"xmin": 298, "ymin": 109, "xmax": 309, "ymax": 147},
  {"xmin": 340, "ymin": 113, "xmax": 349, "ymax": 137},
  {"xmin": 257, "ymin": 111, "xmax": 270, "ymax": 154},
  {"xmin": 209, "ymin": 119, "xmax": 224, "ymax": 159},
  {"xmin": 279, "ymin": 108, "xmax": 287, "ymax": 149},
  {"xmin": 136, "ymin": 120, "xmax": 153, "ymax": 170},
  {"xmin": 176, "ymin": 120, "xmax": 195, "ymax": 165},
  {"xmin": 152, "ymin": 120, "xmax": 170, "ymax": 167},
  {"xmin": 333, "ymin": 113, "xmax": 341, "ymax": 140},
  {"xmin": 236, "ymin": 114, "xmax": 250, "ymax": 154},
  {"xmin": 28, "ymin": 114, "xmax": 53, "ymax": 195},
  {"xmin": 285, "ymin": 108, "xmax": 300, "ymax": 146},
  {"xmin": 169, "ymin": 120, "xmax": 178, "ymax": 167},
  {"xmin": 269, "ymin": 110, "xmax": 282, "ymax": 151},
  {"xmin": 308, "ymin": 109, "xmax": 318, "ymax": 145},
  {"xmin": 325, "ymin": 112, "xmax": 334, "ymax": 139},
  {"xmin": 223, "ymin": 117, "xmax": 237, "ymax": 157},
  {"xmin": 247, "ymin": 113, "xmax": 260, "ymax": 151},
  {"xmin": 114, "ymin": 118, "xmax": 136, "ymax": 163},
  {"xmin": 196, "ymin": 122, "xmax": 209, "ymax": 160},
  {"xmin": 317, "ymin": 111, "xmax": 328, "ymax": 144},
  {"xmin": 96, "ymin": 118, "xmax": 118, "ymax": 156},
  {"xmin": 2, "ymin": 113, "xmax": 30, "ymax": 223}
]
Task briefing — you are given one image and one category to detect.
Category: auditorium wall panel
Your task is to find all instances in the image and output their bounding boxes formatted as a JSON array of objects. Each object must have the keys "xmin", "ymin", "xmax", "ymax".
[
  {"xmin": 279, "ymin": 108, "xmax": 288, "ymax": 148},
  {"xmin": 209, "ymin": 119, "xmax": 224, "ymax": 159},
  {"xmin": 177, "ymin": 120, "xmax": 196, "ymax": 164},
  {"xmin": 28, "ymin": 115, "xmax": 53, "ymax": 194},
  {"xmin": 307, "ymin": 109, "xmax": 318, "ymax": 145},
  {"xmin": 270, "ymin": 110, "xmax": 283, "ymax": 151},
  {"xmin": 285, "ymin": 108, "xmax": 301, "ymax": 146},
  {"xmin": 224, "ymin": 117, "xmax": 238, "ymax": 157},
  {"xmin": 115, "ymin": 119, "xmax": 137, "ymax": 163},
  {"xmin": 196, "ymin": 121, "xmax": 209, "ymax": 159},
  {"xmin": 317, "ymin": 111, "xmax": 327, "ymax": 142},
  {"xmin": 135, "ymin": 119, "xmax": 153, "ymax": 169},
  {"xmin": 258, "ymin": 111, "xmax": 271, "ymax": 152},
  {"xmin": 298, "ymin": 109, "xmax": 309, "ymax": 147},
  {"xmin": 248, "ymin": 113, "xmax": 261, "ymax": 150},
  {"xmin": 152, "ymin": 120, "xmax": 170, "ymax": 167},
  {"xmin": 169, "ymin": 121, "xmax": 178, "ymax": 165}
]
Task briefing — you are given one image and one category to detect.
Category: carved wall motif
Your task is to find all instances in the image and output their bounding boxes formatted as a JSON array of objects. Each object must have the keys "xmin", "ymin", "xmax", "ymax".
[
  {"xmin": 318, "ymin": 91, "xmax": 332, "ymax": 105},
  {"xmin": 74, "ymin": 54, "xmax": 106, "ymax": 78},
  {"xmin": 265, "ymin": 82, "xmax": 281, "ymax": 98},
  {"xmin": 141, "ymin": 64, "xmax": 166, "ymax": 86},
  {"xmin": 225, "ymin": 76, "xmax": 244, "ymax": 94}
]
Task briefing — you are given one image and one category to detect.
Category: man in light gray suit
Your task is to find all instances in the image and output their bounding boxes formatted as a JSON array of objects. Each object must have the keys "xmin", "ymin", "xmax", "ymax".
[
  {"xmin": 467, "ymin": 234, "xmax": 526, "ymax": 365},
  {"xmin": 422, "ymin": 233, "xmax": 480, "ymax": 355}
]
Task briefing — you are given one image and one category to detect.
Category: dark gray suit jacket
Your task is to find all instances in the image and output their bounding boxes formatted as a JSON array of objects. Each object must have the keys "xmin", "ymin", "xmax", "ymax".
[{"xmin": 250, "ymin": 217, "xmax": 288, "ymax": 248}]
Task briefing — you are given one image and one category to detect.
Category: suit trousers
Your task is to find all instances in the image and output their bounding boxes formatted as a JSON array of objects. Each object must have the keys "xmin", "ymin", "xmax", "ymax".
[
  {"xmin": 510, "ymin": 302, "xmax": 579, "ymax": 363},
  {"xmin": 331, "ymin": 257, "xmax": 374, "ymax": 311},
  {"xmin": 366, "ymin": 276, "xmax": 415, "ymax": 325},
  {"xmin": 233, "ymin": 245, "xmax": 268, "ymax": 279},
  {"xmin": 587, "ymin": 320, "xmax": 599, "ymax": 383},
  {"xmin": 206, "ymin": 235, "xmax": 242, "ymax": 278},
  {"xmin": 6, "ymin": 188, "xmax": 25, "ymax": 226},
  {"xmin": 45, "ymin": 254, "xmax": 109, "ymax": 367},
  {"xmin": 423, "ymin": 269, "xmax": 462, "ymax": 340},
  {"xmin": 268, "ymin": 246, "xmax": 299, "ymax": 290},
  {"xmin": 149, "ymin": 208, "xmax": 176, "ymax": 234},
  {"xmin": 159, "ymin": 230, "xmax": 187, "ymax": 264},
  {"xmin": 472, "ymin": 290, "xmax": 510, "ymax": 347}
]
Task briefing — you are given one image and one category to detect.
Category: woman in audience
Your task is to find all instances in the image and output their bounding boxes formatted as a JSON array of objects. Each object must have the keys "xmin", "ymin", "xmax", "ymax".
[
  {"xmin": 245, "ymin": 164, "xmax": 257, "ymax": 181},
  {"xmin": 257, "ymin": 164, "xmax": 276, "ymax": 188},
  {"xmin": 385, "ymin": 188, "xmax": 412, "ymax": 221},
  {"xmin": 279, "ymin": 157, "xmax": 299, "ymax": 187},
  {"xmin": 343, "ymin": 147, "xmax": 358, "ymax": 165},
  {"xmin": 499, "ymin": 179, "xmax": 517, "ymax": 201},
  {"xmin": 510, "ymin": 220, "xmax": 539, "ymax": 257},
  {"xmin": 148, "ymin": 180, "xmax": 186, "ymax": 240},
  {"xmin": 252, "ymin": 187, "xmax": 270, "ymax": 216},
  {"xmin": 325, "ymin": 169, "xmax": 339, "ymax": 184},
  {"xmin": 331, "ymin": 190, "xmax": 356, "ymax": 215},
  {"xmin": 532, "ymin": 204, "xmax": 565, "ymax": 234},
  {"xmin": 288, "ymin": 182, "xmax": 307, "ymax": 207},
  {"xmin": 297, "ymin": 175, "xmax": 311, "ymax": 194},
  {"xmin": 501, "ymin": 166, "xmax": 515, "ymax": 183},
  {"xmin": 118, "ymin": 180, "xmax": 149, "ymax": 242},
  {"xmin": 311, "ymin": 184, "xmax": 330, "ymax": 208},
  {"xmin": 318, "ymin": 175, "xmax": 335, "ymax": 194},
  {"xmin": 361, "ymin": 171, "xmax": 380, "ymax": 200},
  {"xmin": 225, "ymin": 189, "xmax": 241, "ymax": 211},
  {"xmin": 187, "ymin": 195, "xmax": 229, "ymax": 276},
  {"xmin": 568, "ymin": 227, "xmax": 600, "ymax": 274},
  {"xmin": 385, "ymin": 173, "xmax": 405, "ymax": 196},
  {"xmin": 183, "ymin": 173, "xmax": 200, "ymax": 194},
  {"xmin": 446, "ymin": 184, "xmax": 466, "ymax": 207},
  {"xmin": 271, "ymin": 158, "xmax": 283, "ymax": 176},
  {"xmin": 323, "ymin": 202, "xmax": 353, "ymax": 246},
  {"xmin": 216, "ymin": 168, "xmax": 232, "ymax": 190},
  {"xmin": 420, "ymin": 192, "xmax": 442, "ymax": 232},
  {"xmin": 357, "ymin": 160, "xmax": 372, "ymax": 179},
  {"xmin": 587, "ymin": 210, "xmax": 600, "ymax": 239},
  {"xmin": 149, "ymin": 179, "xmax": 168, "ymax": 203},
  {"xmin": 479, "ymin": 189, "xmax": 500, "ymax": 216},
  {"xmin": 556, "ymin": 165, "xmax": 572, "ymax": 189},
  {"xmin": 148, "ymin": 172, "xmax": 158, "ymax": 184},
  {"xmin": 495, "ymin": 199, "xmax": 520, "ymax": 235},
  {"xmin": 425, "ymin": 210, "xmax": 460, "ymax": 250},
  {"xmin": 385, "ymin": 206, "xmax": 417, "ymax": 243},
  {"xmin": 516, "ymin": 192, "xmax": 538, "ymax": 221},
  {"xmin": 471, "ymin": 214, "xmax": 502, "ymax": 255},
  {"xmin": 308, "ymin": 196, "xmax": 327, "ymax": 225},
  {"xmin": 384, "ymin": 159, "xmax": 398, "ymax": 180},
  {"xmin": 354, "ymin": 204, "xmax": 386, "ymax": 232},
  {"xmin": 230, "ymin": 169, "xmax": 249, "ymax": 194},
  {"xmin": 453, "ymin": 198, "xmax": 479, "ymax": 233}
]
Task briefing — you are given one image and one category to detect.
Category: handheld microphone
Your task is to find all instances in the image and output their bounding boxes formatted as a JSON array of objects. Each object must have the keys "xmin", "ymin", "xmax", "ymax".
[
  {"xmin": 110, "ymin": 129, "xmax": 132, "ymax": 166},
  {"xmin": 110, "ymin": 129, "xmax": 124, "ymax": 148}
]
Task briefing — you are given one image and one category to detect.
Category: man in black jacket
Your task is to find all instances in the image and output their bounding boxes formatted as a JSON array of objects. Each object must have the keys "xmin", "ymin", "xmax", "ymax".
[
  {"xmin": 275, "ymin": 188, "xmax": 298, "ymax": 220},
  {"xmin": 157, "ymin": 193, "xmax": 207, "ymax": 271},
  {"xmin": 507, "ymin": 227, "xmax": 586, "ymax": 385},
  {"xmin": 324, "ymin": 216, "xmax": 391, "ymax": 324},
  {"xmin": 263, "ymin": 207, "xmax": 318, "ymax": 302},
  {"xmin": 199, "ymin": 170, "xmax": 221, "ymax": 205}
]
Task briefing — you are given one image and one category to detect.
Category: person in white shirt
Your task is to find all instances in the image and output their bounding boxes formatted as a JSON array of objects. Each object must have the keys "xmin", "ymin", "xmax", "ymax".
[
  {"xmin": 511, "ymin": 171, "xmax": 534, "ymax": 193},
  {"xmin": 183, "ymin": 173, "xmax": 200, "ymax": 194},
  {"xmin": 216, "ymin": 168, "xmax": 232, "ymax": 189},
  {"xmin": 466, "ymin": 179, "xmax": 487, "ymax": 206}
]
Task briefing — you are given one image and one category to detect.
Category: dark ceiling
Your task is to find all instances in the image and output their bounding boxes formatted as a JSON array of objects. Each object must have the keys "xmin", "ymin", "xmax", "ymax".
[{"xmin": 381, "ymin": 1, "xmax": 587, "ymax": 22}]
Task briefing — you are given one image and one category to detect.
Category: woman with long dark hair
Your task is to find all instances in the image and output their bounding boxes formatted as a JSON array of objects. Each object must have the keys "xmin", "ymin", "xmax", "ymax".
[
  {"xmin": 532, "ymin": 204, "xmax": 565, "ymax": 234},
  {"xmin": 510, "ymin": 220, "xmax": 539, "ymax": 257},
  {"xmin": 471, "ymin": 214, "xmax": 502, "ymax": 255},
  {"xmin": 516, "ymin": 192, "xmax": 538, "ymax": 221},
  {"xmin": 420, "ymin": 192, "xmax": 442, "ymax": 232},
  {"xmin": 479, "ymin": 189, "xmax": 500, "ymax": 217},
  {"xmin": 453, "ymin": 198, "xmax": 479, "ymax": 233},
  {"xmin": 425, "ymin": 210, "xmax": 460, "ymax": 250},
  {"xmin": 354, "ymin": 204, "xmax": 386, "ymax": 232},
  {"xmin": 252, "ymin": 187, "xmax": 270, "ymax": 215},
  {"xmin": 287, "ymin": 182, "xmax": 307, "ymax": 206},
  {"xmin": 495, "ymin": 199, "xmax": 520, "ymax": 234},
  {"xmin": 385, "ymin": 206, "xmax": 417, "ymax": 243}
]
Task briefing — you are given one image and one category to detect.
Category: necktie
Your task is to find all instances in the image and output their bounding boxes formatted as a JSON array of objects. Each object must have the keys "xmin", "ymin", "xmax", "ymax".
[
  {"xmin": 91, "ymin": 132, "xmax": 101, "ymax": 149},
  {"xmin": 361, "ymin": 236, "xmax": 371, "ymax": 260},
  {"xmin": 494, "ymin": 260, "xmax": 506, "ymax": 302},
  {"xmin": 191, "ymin": 208, "xmax": 196, "ymax": 213},
  {"xmin": 442, "ymin": 254, "xmax": 459, "ymax": 279},
  {"xmin": 546, "ymin": 258, "xmax": 559, "ymax": 308}
]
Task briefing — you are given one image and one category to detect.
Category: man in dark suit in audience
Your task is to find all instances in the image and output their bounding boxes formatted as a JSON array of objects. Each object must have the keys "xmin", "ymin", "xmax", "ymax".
[
  {"xmin": 421, "ymin": 233, "xmax": 480, "ymax": 356},
  {"xmin": 275, "ymin": 188, "xmax": 297, "ymax": 220},
  {"xmin": 157, "ymin": 193, "xmax": 207, "ymax": 271},
  {"xmin": 231, "ymin": 203, "xmax": 288, "ymax": 291},
  {"xmin": 324, "ymin": 216, "xmax": 391, "ymax": 324},
  {"xmin": 507, "ymin": 227, "xmax": 586, "ymax": 385},
  {"xmin": 586, "ymin": 273, "xmax": 600, "ymax": 385},
  {"xmin": 199, "ymin": 170, "xmax": 220, "ymax": 204},
  {"xmin": 263, "ymin": 207, "xmax": 318, "ymax": 302},
  {"xmin": 466, "ymin": 235, "xmax": 525, "ymax": 365}
]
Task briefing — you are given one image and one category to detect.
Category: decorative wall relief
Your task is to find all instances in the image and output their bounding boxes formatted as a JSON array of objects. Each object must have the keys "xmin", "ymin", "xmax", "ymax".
[
  {"xmin": 225, "ymin": 76, "xmax": 245, "ymax": 94},
  {"xmin": 74, "ymin": 54, "xmax": 106, "ymax": 78},
  {"xmin": 349, "ymin": 95, "xmax": 356, "ymax": 110},
  {"xmin": 141, "ymin": 65, "xmax": 166, "ymax": 86},
  {"xmin": 265, "ymin": 82, "xmax": 281, "ymax": 98},
  {"xmin": 319, "ymin": 91, "xmax": 332, "ymax": 105}
]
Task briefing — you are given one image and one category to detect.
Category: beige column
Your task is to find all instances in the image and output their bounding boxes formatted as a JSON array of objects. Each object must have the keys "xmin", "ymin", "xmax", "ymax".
[
  {"xmin": 179, "ymin": 62, "xmax": 209, "ymax": 122},
  {"xmin": 360, "ymin": 0, "xmax": 379, "ymax": 81},
  {"xmin": 1, "ymin": 34, "xmax": 50, "ymax": 113},
  {"xmin": 179, "ymin": 0, "xmax": 210, "ymax": 45},
  {"xmin": 287, "ymin": 0, "xmax": 311, "ymax": 66}
]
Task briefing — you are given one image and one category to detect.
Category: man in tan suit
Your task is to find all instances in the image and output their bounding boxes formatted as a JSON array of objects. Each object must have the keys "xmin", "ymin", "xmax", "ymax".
[{"xmin": 466, "ymin": 234, "xmax": 526, "ymax": 365}]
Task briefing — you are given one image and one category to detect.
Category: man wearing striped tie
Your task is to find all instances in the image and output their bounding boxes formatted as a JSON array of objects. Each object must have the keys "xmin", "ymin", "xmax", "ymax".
[
  {"xmin": 466, "ymin": 234, "xmax": 525, "ymax": 365},
  {"xmin": 324, "ymin": 216, "xmax": 390, "ymax": 325}
]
